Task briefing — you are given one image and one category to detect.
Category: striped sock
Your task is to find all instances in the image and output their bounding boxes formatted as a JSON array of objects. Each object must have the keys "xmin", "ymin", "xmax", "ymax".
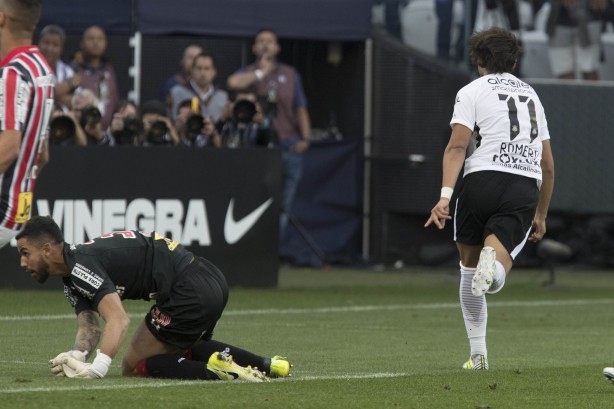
[{"xmin": 460, "ymin": 265, "xmax": 488, "ymax": 357}]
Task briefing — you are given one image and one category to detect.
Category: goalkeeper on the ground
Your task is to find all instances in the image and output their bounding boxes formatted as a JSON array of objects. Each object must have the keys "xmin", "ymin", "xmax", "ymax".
[{"xmin": 19, "ymin": 216, "xmax": 290, "ymax": 381}]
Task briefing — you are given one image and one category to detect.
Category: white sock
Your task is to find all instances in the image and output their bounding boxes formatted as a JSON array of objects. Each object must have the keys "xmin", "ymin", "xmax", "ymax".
[
  {"xmin": 460, "ymin": 265, "xmax": 487, "ymax": 357},
  {"xmin": 487, "ymin": 260, "xmax": 506, "ymax": 294}
]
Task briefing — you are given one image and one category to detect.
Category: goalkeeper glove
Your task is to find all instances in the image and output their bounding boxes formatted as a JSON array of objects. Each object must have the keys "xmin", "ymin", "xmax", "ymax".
[
  {"xmin": 54, "ymin": 349, "xmax": 112, "ymax": 379},
  {"xmin": 49, "ymin": 350, "xmax": 87, "ymax": 377}
]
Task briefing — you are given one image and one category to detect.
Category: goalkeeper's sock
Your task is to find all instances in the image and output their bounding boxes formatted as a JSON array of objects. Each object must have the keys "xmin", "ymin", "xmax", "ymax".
[
  {"xmin": 460, "ymin": 264, "xmax": 488, "ymax": 357},
  {"xmin": 190, "ymin": 340, "xmax": 269, "ymax": 373},
  {"xmin": 136, "ymin": 354, "xmax": 219, "ymax": 380}
]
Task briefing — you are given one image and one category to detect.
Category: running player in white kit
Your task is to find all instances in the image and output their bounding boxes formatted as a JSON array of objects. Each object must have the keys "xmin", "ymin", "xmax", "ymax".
[{"xmin": 425, "ymin": 27, "xmax": 555, "ymax": 370}]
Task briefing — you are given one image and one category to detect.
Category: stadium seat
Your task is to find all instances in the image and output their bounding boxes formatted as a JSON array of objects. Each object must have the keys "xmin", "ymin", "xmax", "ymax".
[
  {"xmin": 599, "ymin": 32, "xmax": 614, "ymax": 81},
  {"xmin": 533, "ymin": 2, "xmax": 550, "ymax": 32},
  {"xmin": 520, "ymin": 30, "xmax": 553, "ymax": 79},
  {"xmin": 400, "ymin": 0, "xmax": 437, "ymax": 55}
]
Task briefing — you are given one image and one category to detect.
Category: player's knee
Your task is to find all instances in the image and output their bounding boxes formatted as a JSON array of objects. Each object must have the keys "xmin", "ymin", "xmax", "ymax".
[{"xmin": 121, "ymin": 356, "xmax": 139, "ymax": 377}]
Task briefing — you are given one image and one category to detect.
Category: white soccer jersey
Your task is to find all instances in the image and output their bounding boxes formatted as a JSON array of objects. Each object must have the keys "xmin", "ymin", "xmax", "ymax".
[{"xmin": 451, "ymin": 72, "xmax": 550, "ymax": 181}]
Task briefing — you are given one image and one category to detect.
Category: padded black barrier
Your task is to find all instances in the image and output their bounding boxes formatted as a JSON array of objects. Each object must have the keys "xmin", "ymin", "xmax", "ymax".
[{"xmin": 0, "ymin": 146, "xmax": 282, "ymax": 289}]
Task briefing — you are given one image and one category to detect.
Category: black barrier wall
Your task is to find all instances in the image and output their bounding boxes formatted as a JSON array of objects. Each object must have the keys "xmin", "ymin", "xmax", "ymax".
[
  {"xmin": 0, "ymin": 146, "xmax": 282, "ymax": 289},
  {"xmin": 369, "ymin": 30, "xmax": 470, "ymax": 264}
]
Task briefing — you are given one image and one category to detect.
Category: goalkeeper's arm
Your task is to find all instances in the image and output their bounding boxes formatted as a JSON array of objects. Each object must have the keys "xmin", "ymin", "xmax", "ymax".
[
  {"xmin": 60, "ymin": 293, "xmax": 130, "ymax": 378},
  {"xmin": 96, "ymin": 292, "xmax": 131, "ymax": 360},
  {"xmin": 73, "ymin": 310, "xmax": 101, "ymax": 358}
]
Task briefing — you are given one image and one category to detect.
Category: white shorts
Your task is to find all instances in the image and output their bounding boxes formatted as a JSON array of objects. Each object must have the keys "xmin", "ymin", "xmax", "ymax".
[
  {"xmin": 0, "ymin": 226, "xmax": 19, "ymax": 249},
  {"xmin": 548, "ymin": 22, "xmax": 602, "ymax": 76}
]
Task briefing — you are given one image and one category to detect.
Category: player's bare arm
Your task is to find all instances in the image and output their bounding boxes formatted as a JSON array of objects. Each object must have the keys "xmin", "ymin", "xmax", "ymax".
[
  {"xmin": 74, "ymin": 310, "xmax": 101, "ymax": 357},
  {"xmin": 530, "ymin": 139, "xmax": 555, "ymax": 242},
  {"xmin": 0, "ymin": 130, "xmax": 22, "ymax": 174},
  {"xmin": 425, "ymin": 124, "xmax": 472, "ymax": 229},
  {"xmin": 96, "ymin": 292, "xmax": 130, "ymax": 359}
]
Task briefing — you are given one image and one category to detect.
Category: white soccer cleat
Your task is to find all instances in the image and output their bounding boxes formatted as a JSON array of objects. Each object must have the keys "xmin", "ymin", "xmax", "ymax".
[
  {"xmin": 604, "ymin": 367, "xmax": 614, "ymax": 383},
  {"xmin": 472, "ymin": 246, "xmax": 496, "ymax": 296}
]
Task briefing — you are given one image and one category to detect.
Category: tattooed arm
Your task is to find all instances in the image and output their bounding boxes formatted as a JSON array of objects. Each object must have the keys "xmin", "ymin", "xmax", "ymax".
[
  {"xmin": 72, "ymin": 292, "xmax": 130, "ymax": 360},
  {"xmin": 73, "ymin": 310, "xmax": 102, "ymax": 359}
]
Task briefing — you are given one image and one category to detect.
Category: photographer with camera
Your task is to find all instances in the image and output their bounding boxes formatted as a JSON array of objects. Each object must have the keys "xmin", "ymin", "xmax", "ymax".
[
  {"xmin": 169, "ymin": 53, "xmax": 228, "ymax": 123},
  {"xmin": 74, "ymin": 26, "xmax": 119, "ymax": 129},
  {"xmin": 105, "ymin": 100, "xmax": 141, "ymax": 146},
  {"xmin": 140, "ymin": 100, "xmax": 179, "ymax": 147},
  {"xmin": 71, "ymin": 88, "xmax": 114, "ymax": 146},
  {"xmin": 161, "ymin": 44, "xmax": 203, "ymax": 107},
  {"xmin": 219, "ymin": 92, "xmax": 270, "ymax": 148},
  {"xmin": 176, "ymin": 99, "xmax": 221, "ymax": 148},
  {"xmin": 38, "ymin": 24, "xmax": 81, "ymax": 111},
  {"xmin": 227, "ymin": 29, "xmax": 311, "ymax": 238},
  {"xmin": 48, "ymin": 107, "xmax": 87, "ymax": 146}
]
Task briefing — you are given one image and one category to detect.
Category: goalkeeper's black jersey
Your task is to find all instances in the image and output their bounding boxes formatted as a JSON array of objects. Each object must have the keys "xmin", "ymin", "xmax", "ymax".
[{"xmin": 61, "ymin": 231, "xmax": 193, "ymax": 314}]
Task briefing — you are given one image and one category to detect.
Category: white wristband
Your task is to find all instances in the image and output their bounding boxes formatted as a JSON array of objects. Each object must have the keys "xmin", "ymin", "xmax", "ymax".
[
  {"xmin": 440, "ymin": 187, "xmax": 454, "ymax": 200},
  {"xmin": 254, "ymin": 69, "xmax": 264, "ymax": 80},
  {"xmin": 90, "ymin": 350, "xmax": 112, "ymax": 378}
]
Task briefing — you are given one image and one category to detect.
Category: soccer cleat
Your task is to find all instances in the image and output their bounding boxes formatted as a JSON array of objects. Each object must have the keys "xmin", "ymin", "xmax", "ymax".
[
  {"xmin": 472, "ymin": 246, "xmax": 497, "ymax": 296},
  {"xmin": 604, "ymin": 367, "xmax": 614, "ymax": 383},
  {"xmin": 462, "ymin": 354, "xmax": 489, "ymax": 370},
  {"xmin": 207, "ymin": 351, "xmax": 270, "ymax": 382},
  {"xmin": 269, "ymin": 356, "xmax": 292, "ymax": 378}
]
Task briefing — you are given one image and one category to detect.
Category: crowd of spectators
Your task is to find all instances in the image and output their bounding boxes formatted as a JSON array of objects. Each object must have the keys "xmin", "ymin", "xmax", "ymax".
[
  {"xmin": 39, "ymin": 25, "xmax": 296, "ymax": 151},
  {"xmin": 380, "ymin": 0, "xmax": 614, "ymax": 80},
  {"xmin": 38, "ymin": 26, "xmax": 311, "ymax": 240}
]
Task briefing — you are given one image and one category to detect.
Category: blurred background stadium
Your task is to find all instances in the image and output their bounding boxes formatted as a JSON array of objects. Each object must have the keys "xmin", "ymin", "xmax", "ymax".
[{"xmin": 2, "ymin": 0, "xmax": 613, "ymax": 289}]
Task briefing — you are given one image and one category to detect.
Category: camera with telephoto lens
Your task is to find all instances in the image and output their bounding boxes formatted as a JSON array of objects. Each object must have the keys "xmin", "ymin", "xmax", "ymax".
[
  {"xmin": 232, "ymin": 99, "xmax": 257, "ymax": 123},
  {"xmin": 222, "ymin": 99, "xmax": 269, "ymax": 148},
  {"xmin": 146, "ymin": 120, "xmax": 169, "ymax": 145},
  {"xmin": 80, "ymin": 106, "xmax": 102, "ymax": 128},
  {"xmin": 113, "ymin": 115, "xmax": 143, "ymax": 145},
  {"xmin": 186, "ymin": 114, "xmax": 205, "ymax": 140},
  {"xmin": 49, "ymin": 115, "xmax": 77, "ymax": 144}
]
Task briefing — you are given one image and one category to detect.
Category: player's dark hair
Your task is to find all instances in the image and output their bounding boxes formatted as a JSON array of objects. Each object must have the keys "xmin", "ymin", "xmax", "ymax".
[
  {"xmin": 469, "ymin": 27, "xmax": 521, "ymax": 74},
  {"xmin": 3, "ymin": 0, "xmax": 42, "ymax": 34},
  {"xmin": 16, "ymin": 215, "xmax": 64, "ymax": 245}
]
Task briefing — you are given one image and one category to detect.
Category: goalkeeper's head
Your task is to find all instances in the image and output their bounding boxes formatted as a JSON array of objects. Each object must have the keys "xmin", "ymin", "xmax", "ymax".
[{"xmin": 16, "ymin": 215, "xmax": 65, "ymax": 284}]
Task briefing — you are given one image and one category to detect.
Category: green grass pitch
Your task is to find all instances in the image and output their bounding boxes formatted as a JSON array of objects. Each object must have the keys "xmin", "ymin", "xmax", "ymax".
[{"xmin": 1, "ymin": 266, "xmax": 613, "ymax": 408}]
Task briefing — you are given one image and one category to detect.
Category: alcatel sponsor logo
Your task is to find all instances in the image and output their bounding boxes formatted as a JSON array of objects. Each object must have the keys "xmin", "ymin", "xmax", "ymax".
[
  {"xmin": 26, "ymin": 198, "xmax": 272, "ymax": 246},
  {"xmin": 487, "ymin": 77, "xmax": 530, "ymax": 89}
]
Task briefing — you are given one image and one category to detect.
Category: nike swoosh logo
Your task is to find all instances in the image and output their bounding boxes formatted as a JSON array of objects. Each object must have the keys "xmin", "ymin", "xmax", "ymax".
[{"xmin": 224, "ymin": 198, "xmax": 273, "ymax": 245}]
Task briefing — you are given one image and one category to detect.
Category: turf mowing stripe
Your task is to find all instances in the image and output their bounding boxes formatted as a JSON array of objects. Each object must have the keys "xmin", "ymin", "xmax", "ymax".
[
  {"xmin": 0, "ymin": 372, "xmax": 409, "ymax": 393},
  {"xmin": 1, "ymin": 298, "xmax": 614, "ymax": 322}
]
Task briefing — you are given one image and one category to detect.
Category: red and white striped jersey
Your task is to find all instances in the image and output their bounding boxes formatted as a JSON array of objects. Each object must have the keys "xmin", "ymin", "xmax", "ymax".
[{"xmin": 0, "ymin": 46, "xmax": 55, "ymax": 230}]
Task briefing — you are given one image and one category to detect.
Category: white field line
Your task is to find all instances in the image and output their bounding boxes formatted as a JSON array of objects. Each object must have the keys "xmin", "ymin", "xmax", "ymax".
[
  {"xmin": 0, "ymin": 372, "xmax": 408, "ymax": 394},
  {"xmin": 1, "ymin": 298, "xmax": 612, "ymax": 394},
  {"xmin": 1, "ymin": 298, "xmax": 613, "ymax": 322}
]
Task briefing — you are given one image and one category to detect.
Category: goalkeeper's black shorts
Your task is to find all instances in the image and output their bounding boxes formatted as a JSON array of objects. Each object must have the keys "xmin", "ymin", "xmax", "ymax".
[{"xmin": 144, "ymin": 256, "xmax": 229, "ymax": 349}]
